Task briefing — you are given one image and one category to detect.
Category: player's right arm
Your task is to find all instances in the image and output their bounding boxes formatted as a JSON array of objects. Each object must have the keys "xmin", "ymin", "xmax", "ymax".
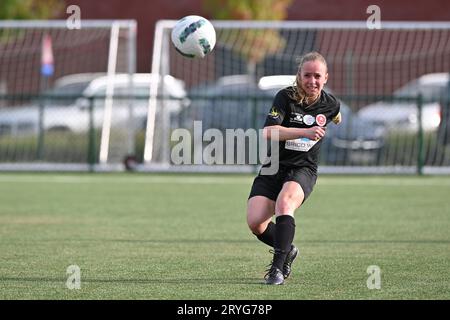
[
  {"xmin": 263, "ymin": 125, "xmax": 326, "ymax": 141},
  {"xmin": 263, "ymin": 89, "xmax": 326, "ymax": 141}
]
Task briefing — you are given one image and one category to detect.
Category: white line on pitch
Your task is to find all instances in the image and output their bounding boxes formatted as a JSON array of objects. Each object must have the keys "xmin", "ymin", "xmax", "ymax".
[{"xmin": 0, "ymin": 175, "xmax": 449, "ymax": 186}]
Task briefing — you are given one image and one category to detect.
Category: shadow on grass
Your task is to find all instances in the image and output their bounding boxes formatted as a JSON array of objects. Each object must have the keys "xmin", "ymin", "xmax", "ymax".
[
  {"xmin": 0, "ymin": 276, "xmax": 264, "ymax": 285},
  {"xmin": 302, "ymin": 239, "xmax": 450, "ymax": 244},
  {"xmin": 4, "ymin": 238, "xmax": 256, "ymax": 244},
  {"xmin": 5, "ymin": 238, "xmax": 450, "ymax": 244}
]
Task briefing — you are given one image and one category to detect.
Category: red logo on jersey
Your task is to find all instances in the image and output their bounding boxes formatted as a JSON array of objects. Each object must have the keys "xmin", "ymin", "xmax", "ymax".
[{"xmin": 316, "ymin": 114, "xmax": 327, "ymax": 126}]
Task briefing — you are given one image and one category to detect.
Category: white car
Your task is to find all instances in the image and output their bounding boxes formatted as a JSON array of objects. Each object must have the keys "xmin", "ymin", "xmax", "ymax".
[
  {"xmin": 358, "ymin": 73, "xmax": 448, "ymax": 132},
  {"xmin": 258, "ymin": 75, "xmax": 386, "ymax": 164},
  {"xmin": 0, "ymin": 73, "xmax": 187, "ymax": 136},
  {"xmin": 182, "ymin": 74, "xmax": 386, "ymax": 165}
]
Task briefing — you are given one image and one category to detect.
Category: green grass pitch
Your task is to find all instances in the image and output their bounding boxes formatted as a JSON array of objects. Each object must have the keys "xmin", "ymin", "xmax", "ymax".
[{"xmin": 0, "ymin": 173, "xmax": 449, "ymax": 299}]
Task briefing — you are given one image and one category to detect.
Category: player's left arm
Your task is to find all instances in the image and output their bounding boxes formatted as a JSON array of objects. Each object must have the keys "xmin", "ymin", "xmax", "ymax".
[
  {"xmin": 331, "ymin": 100, "xmax": 342, "ymax": 124},
  {"xmin": 332, "ymin": 111, "xmax": 342, "ymax": 124}
]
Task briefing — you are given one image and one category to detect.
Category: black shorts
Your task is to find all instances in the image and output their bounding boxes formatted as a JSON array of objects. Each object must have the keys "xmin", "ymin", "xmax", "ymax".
[{"xmin": 248, "ymin": 166, "xmax": 317, "ymax": 203}]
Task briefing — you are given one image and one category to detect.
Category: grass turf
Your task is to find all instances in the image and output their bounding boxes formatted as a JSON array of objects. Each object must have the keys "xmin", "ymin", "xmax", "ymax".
[{"xmin": 0, "ymin": 173, "xmax": 449, "ymax": 299}]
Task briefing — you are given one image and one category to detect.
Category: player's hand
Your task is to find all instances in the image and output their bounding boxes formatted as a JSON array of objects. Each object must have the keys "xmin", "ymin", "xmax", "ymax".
[{"xmin": 303, "ymin": 126, "xmax": 326, "ymax": 141}]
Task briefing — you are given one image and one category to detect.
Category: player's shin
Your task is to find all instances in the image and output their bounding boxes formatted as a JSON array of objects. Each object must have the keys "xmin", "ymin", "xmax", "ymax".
[
  {"xmin": 272, "ymin": 215, "xmax": 296, "ymax": 270},
  {"xmin": 254, "ymin": 221, "xmax": 275, "ymax": 247}
]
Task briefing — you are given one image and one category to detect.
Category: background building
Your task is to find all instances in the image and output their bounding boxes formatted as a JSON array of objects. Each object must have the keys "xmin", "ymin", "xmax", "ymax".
[{"xmin": 62, "ymin": 0, "xmax": 450, "ymax": 72}]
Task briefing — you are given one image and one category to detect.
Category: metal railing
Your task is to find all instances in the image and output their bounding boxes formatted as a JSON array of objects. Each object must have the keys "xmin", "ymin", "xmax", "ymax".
[{"xmin": 0, "ymin": 93, "xmax": 449, "ymax": 174}]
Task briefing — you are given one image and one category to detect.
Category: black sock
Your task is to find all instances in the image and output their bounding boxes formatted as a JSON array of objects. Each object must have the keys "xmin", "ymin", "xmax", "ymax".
[
  {"xmin": 272, "ymin": 215, "xmax": 296, "ymax": 270},
  {"xmin": 254, "ymin": 221, "xmax": 275, "ymax": 247}
]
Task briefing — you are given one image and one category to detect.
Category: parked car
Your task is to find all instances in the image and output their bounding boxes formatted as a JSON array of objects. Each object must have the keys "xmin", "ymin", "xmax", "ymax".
[
  {"xmin": 322, "ymin": 100, "xmax": 386, "ymax": 165},
  {"xmin": 0, "ymin": 73, "xmax": 187, "ymax": 136},
  {"xmin": 358, "ymin": 73, "xmax": 449, "ymax": 132},
  {"xmin": 179, "ymin": 74, "xmax": 386, "ymax": 165},
  {"xmin": 180, "ymin": 75, "xmax": 272, "ymax": 131},
  {"xmin": 259, "ymin": 75, "xmax": 386, "ymax": 165}
]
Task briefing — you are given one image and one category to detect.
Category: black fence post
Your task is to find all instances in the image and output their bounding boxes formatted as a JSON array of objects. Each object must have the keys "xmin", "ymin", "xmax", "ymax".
[
  {"xmin": 252, "ymin": 96, "xmax": 259, "ymax": 173},
  {"xmin": 36, "ymin": 93, "xmax": 45, "ymax": 160},
  {"xmin": 87, "ymin": 96, "xmax": 96, "ymax": 172},
  {"xmin": 417, "ymin": 94, "xmax": 424, "ymax": 175}
]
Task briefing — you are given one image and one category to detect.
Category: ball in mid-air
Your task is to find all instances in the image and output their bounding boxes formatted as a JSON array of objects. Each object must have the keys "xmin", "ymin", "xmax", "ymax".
[{"xmin": 171, "ymin": 15, "xmax": 216, "ymax": 58}]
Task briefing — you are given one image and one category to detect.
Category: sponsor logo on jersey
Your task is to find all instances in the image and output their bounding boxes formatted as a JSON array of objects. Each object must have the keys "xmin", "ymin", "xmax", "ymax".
[
  {"xmin": 290, "ymin": 112, "xmax": 304, "ymax": 124},
  {"xmin": 303, "ymin": 114, "xmax": 315, "ymax": 126},
  {"xmin": 268, "ymin": 107, "xmax": 280, "ymax": 119},
  {"xmin": 285, "ymin": 137, "xmax": 319, "ymax": 152},
  {"xmin": 316, "ymin": 114, "xmax": 327, "ymax": 126}
]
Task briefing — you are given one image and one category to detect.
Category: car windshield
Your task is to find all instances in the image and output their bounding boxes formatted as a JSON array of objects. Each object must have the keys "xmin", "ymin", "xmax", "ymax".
[
  {"xmin": 394, "ymin": 82, "xmax": 447, "ymax": 100},
  {"xmin": 38, "ymin": 82, "xmax": 91, "ymax": 106}
]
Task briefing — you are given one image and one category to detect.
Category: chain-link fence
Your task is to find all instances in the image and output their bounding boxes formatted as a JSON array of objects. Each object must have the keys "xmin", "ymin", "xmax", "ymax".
[{"xmin": 1, "ymin": 91, "xmax": 449, "ymax": 173}]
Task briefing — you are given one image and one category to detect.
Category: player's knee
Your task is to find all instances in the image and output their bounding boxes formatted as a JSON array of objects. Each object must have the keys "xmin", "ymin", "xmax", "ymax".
[
  {"xmin": 276, "ymin": 194, "xmax": 301, "ymax": 213},
  {"xmin": 247, "ymin": 218, "xmax": 264, "ymax": 235}
]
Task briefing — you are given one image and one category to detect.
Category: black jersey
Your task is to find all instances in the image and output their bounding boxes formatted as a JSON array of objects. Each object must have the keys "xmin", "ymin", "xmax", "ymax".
[{"xmin": 263, "ymin": 87, "xmax": 340, "ymax": 172}]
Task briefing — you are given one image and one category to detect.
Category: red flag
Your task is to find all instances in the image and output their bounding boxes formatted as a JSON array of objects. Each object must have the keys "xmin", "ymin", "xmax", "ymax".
[{"xmin": 41, "ymin": 34, "xmax": 54, "ymax": 77}]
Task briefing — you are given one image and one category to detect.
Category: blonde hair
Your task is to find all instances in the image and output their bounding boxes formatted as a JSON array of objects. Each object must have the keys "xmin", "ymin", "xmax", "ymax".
[{"xmin": 290, "ymin": 51, "xmax": 328, "ymax": 105}]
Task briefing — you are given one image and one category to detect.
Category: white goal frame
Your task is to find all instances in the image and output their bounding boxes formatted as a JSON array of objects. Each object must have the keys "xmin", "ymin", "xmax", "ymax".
[
  {"xmin": 142, "ymin": 20, "xmax": 450, "ymax": 175},
  {"xmin": 0, "ymin": 20, "xmax": 137, "ymax": 172}
]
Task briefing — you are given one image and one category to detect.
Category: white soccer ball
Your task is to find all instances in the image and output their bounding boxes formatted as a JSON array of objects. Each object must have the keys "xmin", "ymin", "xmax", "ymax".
[{"xmin": 171, "ymin": 15, "xmax": 216, "ymax": 58}]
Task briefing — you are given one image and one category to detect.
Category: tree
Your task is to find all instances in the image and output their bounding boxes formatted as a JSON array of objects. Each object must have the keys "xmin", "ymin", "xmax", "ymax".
[
  {"xmin": 203, "ymin": 0, "xmax": 292, "ymax": 20},
  {"xmin": 0, "ymin": 0, "xmax": 64, "ymax": 19},
  {"xmin": 203, "ymin": 0, "xmax": 293, "ymax": 79},
  {"xmin": 0, "ymin": 0, "xmax": 65, "ymax": 45}
]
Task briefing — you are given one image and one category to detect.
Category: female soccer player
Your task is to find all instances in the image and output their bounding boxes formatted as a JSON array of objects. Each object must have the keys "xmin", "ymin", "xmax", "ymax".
[{"xmin": 247, "ymin": 52, "xmax": 342, "ymax": 285}]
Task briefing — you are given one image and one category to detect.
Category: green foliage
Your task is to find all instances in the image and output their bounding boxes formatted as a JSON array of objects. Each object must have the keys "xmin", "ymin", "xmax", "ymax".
[
  {"xmin": 203, "ymin": 0, "xmax": 293, "ymax": 20},
  {"xmin": 0, "ymin": 0, "xmax": 64, "ymax": 19},
  {"xmin": 203, "ymin": 0, "xmax": 293, "ymax": 66},
  {"xmin": 221, "ymin": 28, "xmax": 287, "ymax": 64}
]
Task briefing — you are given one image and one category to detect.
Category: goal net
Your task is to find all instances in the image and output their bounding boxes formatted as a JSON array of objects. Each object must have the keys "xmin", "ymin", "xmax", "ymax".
[
  {"xmin": 0, "ymin": 20, "xmax": 137, "ymax": 171},
  {"xmin": 143, "ymin": 20, "xmax": 450, "ymax": 174}
]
